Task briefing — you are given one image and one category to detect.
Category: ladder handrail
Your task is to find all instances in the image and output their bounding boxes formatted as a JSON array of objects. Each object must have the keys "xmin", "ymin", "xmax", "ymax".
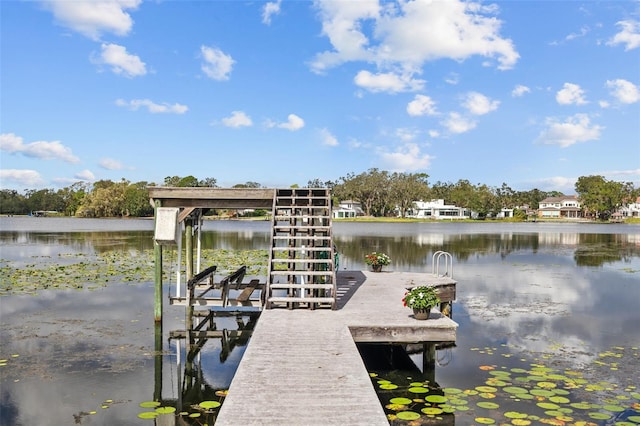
[{"xmin": 432, "ymin": 250, "xmax": 453, "ymax": 278}]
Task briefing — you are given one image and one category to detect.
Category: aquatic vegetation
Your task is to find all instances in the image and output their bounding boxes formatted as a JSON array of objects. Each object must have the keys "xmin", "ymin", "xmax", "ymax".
[
  {"xmin": 0, "ymin": 248, "xmax": 269, "ymax": 296},
  {"xmin": 372, "ymin": 345, "xmax": 640, "ymax": 425}
]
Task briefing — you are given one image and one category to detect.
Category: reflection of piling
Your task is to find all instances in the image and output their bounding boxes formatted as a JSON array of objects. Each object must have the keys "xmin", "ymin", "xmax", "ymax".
[{"xmin": 153, "ymin": 322, "xmax": 162, "ymax": 401}]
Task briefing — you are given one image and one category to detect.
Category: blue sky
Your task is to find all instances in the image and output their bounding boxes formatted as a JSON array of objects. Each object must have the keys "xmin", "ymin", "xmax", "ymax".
[{"xmin": 1, "ymin": 0, "xmax": 639, "ymax": 194}]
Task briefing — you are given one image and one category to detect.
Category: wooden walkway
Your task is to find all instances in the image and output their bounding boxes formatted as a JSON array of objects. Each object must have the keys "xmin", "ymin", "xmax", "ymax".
[{"xmin": 216, "ymin": 270, "xmax": 458, "ymax": 425}]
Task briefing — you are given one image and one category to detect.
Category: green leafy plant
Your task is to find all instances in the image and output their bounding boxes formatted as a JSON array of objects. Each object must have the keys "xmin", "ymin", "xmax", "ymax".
[
  {"xmin": 402, "ymin": 286, "xmax": 440, "ymax": 309},
  {"xmin": 364, "ymin": 252, "xmax": 391, "ymax": 266}
]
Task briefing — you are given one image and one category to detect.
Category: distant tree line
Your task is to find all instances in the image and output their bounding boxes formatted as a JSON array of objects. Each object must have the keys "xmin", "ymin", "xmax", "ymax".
[{"xmin": 1, "ymin": 170, "xmax": 637, "ymax": 220}]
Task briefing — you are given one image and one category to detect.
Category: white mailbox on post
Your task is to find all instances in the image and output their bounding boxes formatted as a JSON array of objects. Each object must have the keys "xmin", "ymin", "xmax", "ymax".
[{"xmin": 154, "ymin": 207, "xmax": 181, "ymax": 245}]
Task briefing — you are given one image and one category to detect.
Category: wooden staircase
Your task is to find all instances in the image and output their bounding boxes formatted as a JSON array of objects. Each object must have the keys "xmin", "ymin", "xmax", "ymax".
[{"xmin": 265, "ymin": 188, "xmax": 337, "ymax": 309}]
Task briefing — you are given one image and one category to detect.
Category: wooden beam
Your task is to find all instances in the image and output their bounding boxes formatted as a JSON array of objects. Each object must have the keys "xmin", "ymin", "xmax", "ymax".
[{"xmin": 148, "ymin": 187, "xmax": 276, "ymax": 209}]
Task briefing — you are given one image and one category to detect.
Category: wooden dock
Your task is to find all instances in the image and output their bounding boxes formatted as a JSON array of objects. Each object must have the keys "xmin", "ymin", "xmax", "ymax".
[{"xmin": 216, "ymin": 270, "xmax": 458, "ymax": 425}]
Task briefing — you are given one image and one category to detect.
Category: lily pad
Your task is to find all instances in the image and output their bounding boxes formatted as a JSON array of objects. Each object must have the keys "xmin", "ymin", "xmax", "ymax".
[
  {"xmin": 396, "ymin": 411, "xmax": 420, "ymax": 420},
  {"xmin": 504, "ymin": 411, "xmax": 528, "ymax": 419},
  {"xmin": 137, "ymin": 412, "xmax": 158, "ymax": 419},
  {"xmin": 421, "ymin": 407, "xmax": 443, "ymax": 415},
  {"xmin": 425, "ymin": 394, "xmax": 447, "ymax": 404},
  {"xmin": 477, "ymin": 401, "xmax": 499, "ymax": 409},
  {"xmin": 199, "ymin": 401, "xmax": 221, "ymax": 409},
  {"xmin": 475, "ymin": 417, "xmax": 496, "ymax": 424},
  {"xmin": 139, "ymin": 401, "xmax": 161, "ymax": 408},
  {"xmin": 389, "ymin": 397, "xmax": 412, "ymax": 405}
]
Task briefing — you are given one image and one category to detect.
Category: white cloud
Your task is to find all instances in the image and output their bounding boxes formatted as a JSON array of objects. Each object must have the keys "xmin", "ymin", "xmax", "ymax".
[
  {"xmin": 311, "ymin": 0, "xmax": 519, "ymax": 76},
  {"xmin": 99, "ymin": 158, "xmax": 126, "ymax": 170},
  {"xmin": 94, "ymin": 43, "xmax": 146, "ymax": 77},
  {"xmin": 379, "ymin": 143, "xmax": 433, "ymax": 171},
  {"xmin": 605, "ymin": 79, "xmax": 640, "ymax": 104},
  {"xmin": 445, "ymin": 73, "xmax": 459, "ymax": 85},
  {"xmin": 556, "ymin": 83, "xmax": 588, "ymax": 105},
  {"xmin": 511, "ymin": 84, "xmax": 531, "ymax": 97},
  {"xmin": 407, "ymin": 94, "xmax": 437, "ymax": 117},
  {"xmin": 565, "ymin": 26, "xmax": 589, "ymax": 42},
  {"xmin": 270, "ymin": 114, "xmax": 305, "ymax": 131},
  {"xmin": 41, "ymin": 0, "xmax": 141, "ymax": 40},
  {"xmin": 319, "ymin": 128, "xmax": 339, "ymax": 146},
  {"xmin": 607, "ymin": 20, "xmax": 640, "ymax": 51},
  {"xmin": 221, "ymin": 111, "xmax": 253, "ymax": 128},
  {"xmin": 115, "ymin": 99, "xmax": 188, "ymax": 114},
  {"xmin": 428, "ymin": 130, "xmax": 440, "ymax": 138},
  {"xmin": 0, "ymin": 133, "xmax": 80, "ymax": 163},
  {"xmin": 532, "ymin": 176, "xmax": 577, "ymax": 193},
  {"xmin": 75, "ymin": 169, "xmax": 95, "ymax": 181},
  {"xmin": 0, "ymin": 169, "xmax": 45, "ymax": 187},
  {"xmin": 537, "ymin": 114, "xmax": 603, "ymax": 148},
  {"xmin": 353, "ymin": 70, "xmax": 424, "ymax": 93},
  {"xmin": 201, "ymin": 45, "xmax": 235, "ymax": 80},
  {"xmin": 462, "ymin": 92, "xmax": 500, "ymax": 115},
  {"xmin": 262, "ymin": 0, "xmax": 282, "ymax": 25},
  {"xmin": 441, "ymin": 112, "xmax": 476, "ymax": 134},
  {"xmin": 395, "ymin": 128, "xmax": 418, "ymax": 142}
]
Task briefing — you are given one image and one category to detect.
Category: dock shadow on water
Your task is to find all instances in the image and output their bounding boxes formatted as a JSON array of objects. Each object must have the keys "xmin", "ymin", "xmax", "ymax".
[
  {"xmin": 359, "ymin": 342, "xmax": 456, "ymax": 425},
  {"xmin": 141, "ymin": 310, "xmax": 260, "ymax": 424}
]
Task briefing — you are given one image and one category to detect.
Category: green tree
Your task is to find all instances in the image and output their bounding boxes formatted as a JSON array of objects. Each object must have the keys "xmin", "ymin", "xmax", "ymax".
[
  {"xmin": 496, "ymin": 183, "xmax": 515, "ymax": 208},
  {"xmin": 430, "ymin": 181, "xmax": 453, "ymax": 202},
  {"xmin": 57, "ymin": 182, "xmax": 88, "ymax": 216},
  {"xmin": 77, "ymin": 179, "xmax": 129, "ymax": 217},
  {"xmin": 389, "ymin": 172, "xmax": 430, "ymax": 217},
  {"xmin": 233, "ymin": 181, "xmax": 262, "ymax": 188},
  {"xmin": 198, "ymin": 177, "xmax": 218, "ymax": 187},
  {"xmin": 24, "ymin": 188, "xmax": 65, "ymax": 213},
  {"xmin": 124, "ymin": 181, "xmax": 153, "ymax": 217},
  {"xmin": 164, "ymin": 176, "xmax": 182, "ymax": 186},
  {"xmin": 575, "ymin": 175, "xmax": 631, "ymax": 220},
  {"xmin": 0, "ymin": 189, "xmax": 27, "ymax": 214},
  {"xmin": 334, "ymin": 168, "xmax": 390, "ymax": 216}
]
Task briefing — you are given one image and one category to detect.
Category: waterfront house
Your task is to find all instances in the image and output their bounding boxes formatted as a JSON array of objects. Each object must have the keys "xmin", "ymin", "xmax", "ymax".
[
  {"xmin": 617, "ymin": 196, "xmax": 640, "ymax": 218},
  {"xmin": 333, "ymin": 200, "xmax": 365, "ymax": 218},
  {"xmin": 406, "ymin": 199, "xmax": 470, "ymax": 220},
  {"xmin": 537, "ymin": 195, "xmax": 582, "ymax": 219}
]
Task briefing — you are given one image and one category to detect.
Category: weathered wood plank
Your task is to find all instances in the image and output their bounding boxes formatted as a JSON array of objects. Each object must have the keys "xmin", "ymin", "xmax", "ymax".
[{"xmin": 217, "ymin": 271, "xmax": 458, "ymax": 425}]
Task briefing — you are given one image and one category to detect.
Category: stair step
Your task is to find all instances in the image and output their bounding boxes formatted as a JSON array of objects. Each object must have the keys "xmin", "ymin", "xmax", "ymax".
[
  {"xmin": 270, "ymin": 270, "xmax": 334, "ymax": 276},
  {"xmin": 274, "ymin": 215, "xmax": 330, "ymax": 220},
  {"xmin": 272, "ymin": 246, "xmax": 332, "ymax": 251},
  {"xmin": 274, "ymin": 226, "xmax": 330, "ymax": 231},
  {"xmin": 272, "ymin": 236, "xmax": 331, "ymax": 240},
  {"xmin": 267, "ymin": 297, "xmax": 335, "ymax": 304},
  {"xmin": 269, "ymin": 284, "xmax": 334, "ymax": 290}
]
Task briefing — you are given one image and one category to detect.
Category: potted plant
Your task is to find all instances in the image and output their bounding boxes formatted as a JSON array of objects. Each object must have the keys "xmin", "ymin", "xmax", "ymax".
[
  {"xmin": 402, "ymin": 285, "xmax": 441, "ymax": 320},
  {"xmin": 364, "ymin": 251, "xmax": 391, "ymax": 272}
]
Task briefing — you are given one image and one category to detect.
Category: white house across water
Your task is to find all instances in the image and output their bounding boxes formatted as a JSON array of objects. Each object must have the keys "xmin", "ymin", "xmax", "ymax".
[{"xmin": 406, "ymin": 199, "xmax": 470, "ymax": 220}]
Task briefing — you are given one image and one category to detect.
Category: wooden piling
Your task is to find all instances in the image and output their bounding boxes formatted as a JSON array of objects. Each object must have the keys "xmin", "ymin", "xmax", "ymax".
[{"xmin": 153, "ymin": 201, "xmax": 163, "ymax": 323}]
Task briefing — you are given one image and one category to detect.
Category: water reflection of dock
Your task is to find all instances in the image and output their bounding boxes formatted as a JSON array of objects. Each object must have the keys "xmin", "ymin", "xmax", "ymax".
[{"xmin": 216, "ymin": 270, "xmax": 458, "ymax": 425}]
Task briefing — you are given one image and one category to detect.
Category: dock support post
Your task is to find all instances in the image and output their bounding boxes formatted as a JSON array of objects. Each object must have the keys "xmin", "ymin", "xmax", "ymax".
[
  {"xmin": 422, "ymin": 343, "xmax": 436, "ymax": 384},
  {"xmin": 154, "ymin": 200, "xmax": 163, "ymax": 323},
  {"xmin": 185, "ymin": 218, "xmax": 194, "ymax": 282}
]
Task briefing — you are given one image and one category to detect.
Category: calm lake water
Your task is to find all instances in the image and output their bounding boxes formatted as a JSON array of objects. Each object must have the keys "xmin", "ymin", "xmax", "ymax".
[{"xmin": 0, "ymin": 217, "xmax": 639, "ymax": 425}]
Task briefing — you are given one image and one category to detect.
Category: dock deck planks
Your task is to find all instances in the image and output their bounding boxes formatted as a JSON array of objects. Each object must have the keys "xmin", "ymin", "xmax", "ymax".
[{"xmin": 216, "ymin": 270, "xmax": 458, "ymax": 425}]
